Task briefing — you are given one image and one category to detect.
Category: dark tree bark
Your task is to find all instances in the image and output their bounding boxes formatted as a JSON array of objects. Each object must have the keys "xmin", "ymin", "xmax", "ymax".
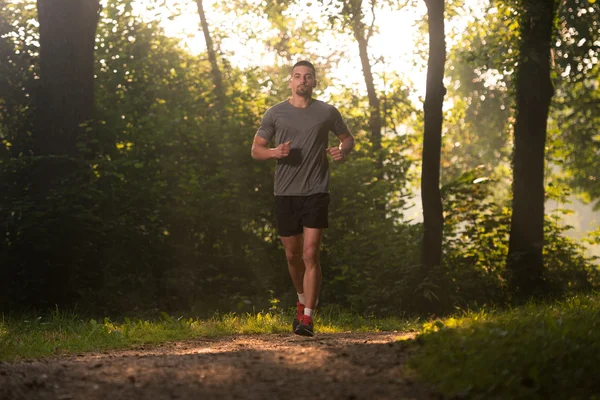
[
  {"xmin": 420, "ymin": 0, "xmax": 446, "ymax": 271},
  {"xmin": 27, "ymin": 0, "xmax": 101, "ymax": 307},
  {"xmin": 507, "ymin": 0, "xmax": 558, "ymax": 300},
  {"xmin": 195, "ymin": 0, "xmax": 225, "ymax": 115},
  {"xmin": 35, "ymin": 0, "xmax": 100, "ymax": 157}
]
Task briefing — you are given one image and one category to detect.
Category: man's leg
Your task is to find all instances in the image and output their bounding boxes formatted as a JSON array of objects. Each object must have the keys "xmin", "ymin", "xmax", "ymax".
[
  {"xmin": 280, "ymin": 234, "xmax": 306, "ymax": 331},
  {"xmin": 280, "ymin": 234, "xmax": 305, "ymax": 295},
  {"xmin": 293, "ymin": 227, "xmax": 323, "ymax": 336},
  {"xmin": 302, "ymin": 227, "xmax": 323, "ymax": 310}
]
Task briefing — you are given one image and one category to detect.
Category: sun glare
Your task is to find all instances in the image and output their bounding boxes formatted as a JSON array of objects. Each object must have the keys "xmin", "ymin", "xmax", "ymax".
[
  {"xmin": 8, "ymin": 0, "xmax": 483, "ymax": 102},
  {"xmin": 129, "ymin": 0, "xmax": 430, "ymax": 100}
]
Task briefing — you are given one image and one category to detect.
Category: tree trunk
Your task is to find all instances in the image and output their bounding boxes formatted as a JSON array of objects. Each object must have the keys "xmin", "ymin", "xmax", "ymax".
[
  {"xmin": 29, "ymin": 0, "xmax": 101, "ymax": 307},
  {"xmin": 347, "ymin": 0, "xmax": 384, "ymax": 213},
  {"xmin": 507, "ymin": 0, "xmax": 558, "ymax": 300},
  {"xmin": 35, "ymin": 0, "xmax": 100, "ymax": 157},
  {"xmin": 195, "ymin": 0, "xmax": 225, "ymax": 115},
  {"xmin": 196, "ymin": 0, "xmax": 249, "ymax": 271},
  {"xmin": 420, "ymin": 0, "xmax": 446, "ymax": 271},
  {"xmin": 352, "ymin": 23, "xmax": 382, "ymax": 153}
]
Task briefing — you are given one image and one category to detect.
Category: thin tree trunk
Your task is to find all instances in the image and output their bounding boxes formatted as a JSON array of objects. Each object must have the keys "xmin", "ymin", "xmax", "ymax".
[
  {"xmin": 195, "ymin": 0, "xmax": 225, "ymax": 114},
  {"xmin": 507, "ymin": 0, "xmax": 558, "ymax": 300},
  {"xmin": 347, "ymin": 0, "xmax": 384, "ymax": 213},
  {"xmin": 196, "ymin": 0, "xmax": 249, "ymax": 269},
  {"xmin": 420, "ymin": 0, "xmax": 446, "ymax": 271},
  {"xmin": 352, "ymin": 24, "xmax": 382, "ymax": 153}
]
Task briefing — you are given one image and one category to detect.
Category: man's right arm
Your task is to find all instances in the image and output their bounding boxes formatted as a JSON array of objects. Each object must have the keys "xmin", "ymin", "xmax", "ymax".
[
  {"xmin": 251, "ymin": 135, "xmax": 276, "ymax": 160},
  {"xmin": 251, "ymin": 135, "xmax": 291, "ymax": 160}
]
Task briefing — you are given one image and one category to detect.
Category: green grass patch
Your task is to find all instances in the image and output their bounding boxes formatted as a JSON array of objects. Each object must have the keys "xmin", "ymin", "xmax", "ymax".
[
  {"xmin": 410, "ymin": 292, "xmax": 600, "ymax": 400},
  {"xmin": 0, "ymin": 306, "xmax": 417, "ymax": 362}
]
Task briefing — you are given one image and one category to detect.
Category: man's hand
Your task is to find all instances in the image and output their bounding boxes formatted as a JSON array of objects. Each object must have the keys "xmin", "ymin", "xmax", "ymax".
[
  {"xmin": 326, "ymin": 146, "xmax": 344, "ymax": 161},
  {"xmin": 274, "ymin": 141, "xmax": 291, "ymax": 159}
]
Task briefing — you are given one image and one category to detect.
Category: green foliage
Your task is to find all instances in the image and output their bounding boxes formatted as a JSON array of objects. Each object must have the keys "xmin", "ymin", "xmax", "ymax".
[
  {"xmin": 0, "ymin": 0, "xmax": 597, "ymax": 319},
  {"xmin": 438, "ymin": 169, "xmax": 598, "ymax": 310},
  {"xmin": 319, "ymin": 82, "xmax": 421, "ymax": 315},
  {"xmin": 411, "ymin": 292, "xmax": 600, "ymax": 399},
  {"xmin": 433, "ymin": 0, "xmax": 599, "ymax": 309},
  {"xmin": 549, "ymin": 62, "xmax": 600, "ymax": 208},
  {"xmin": 441, "ymin": 170, "xmax": 511, "ymax": 307},
  {"xmin": 554, "ymin": 0, "xmax": 600, "ymax": 84},
  {"xmin": 544, "ymin": 209, "xmax": 600, "ymax": 293},
  {"xmin": 448, "ymin": 0, "xmax": 600, "ymax": 206},
  {"xmin": 441, "ymin": 1, "xmax": 517, "ymax": 185},
  {"xmin": 0, "ymin": 0, "xmax": 283, "ymax": 312},
  {"xmin": 0, "ymin": 0, "xmax": 420, "ymax": 315}
]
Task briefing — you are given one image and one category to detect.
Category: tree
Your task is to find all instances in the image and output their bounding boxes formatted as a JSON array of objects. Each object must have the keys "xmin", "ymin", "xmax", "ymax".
[
  {"xmin": 507, "ymin": 0, "xmax": 559, "ymax": 299},
  {"xmin": 35, "ymin": 0, "xmax": 101, "ymax": 157},
  {"xmin": 420, "ymin": 0, "xmax": 446, "ymax": 271},
  {"xmin": 195, "ymin": 0, "xmax": 225, "ymax": 115},
  {"xmin": 19, "ymin": 0, "xmax": 102, "ymax": 307},
  {"xmin": 317, "ymin": 0, "xmax": 399, "ymax": 214},
  {"xmin": 341, "ymin": 0, "xmax": 382, "ymax": 154}
]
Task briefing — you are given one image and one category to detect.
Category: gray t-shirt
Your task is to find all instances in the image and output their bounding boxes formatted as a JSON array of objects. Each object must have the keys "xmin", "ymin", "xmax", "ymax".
[{"xmin": 257, "ymin": 99, "xmax": 349, "ymax": 196}]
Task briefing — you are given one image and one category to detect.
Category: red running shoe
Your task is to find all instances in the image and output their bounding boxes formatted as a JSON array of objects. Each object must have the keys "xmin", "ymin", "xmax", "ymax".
[
  {"xmin": 292, "ymin": 302, "xmax": 304, "ymax": 332},
  {"xmin": 294, "ymin": 314, "xmax": 314, "ymax": 337}
]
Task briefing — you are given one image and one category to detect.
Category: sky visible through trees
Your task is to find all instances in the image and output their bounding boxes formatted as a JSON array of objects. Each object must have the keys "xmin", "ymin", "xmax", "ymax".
[{"xmin": 129, "ymin": 0, "xmax": 475, "ymax": 101}]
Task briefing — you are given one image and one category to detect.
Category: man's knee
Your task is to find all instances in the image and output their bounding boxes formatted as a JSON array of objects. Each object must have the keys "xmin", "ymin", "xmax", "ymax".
[
  {"xmin": 285, "ymin": 249, "xmax": 302, "ymax": 263},
  {"xmin": 303, "ymin": 248, "xmax": 320, "ymax": 266}
]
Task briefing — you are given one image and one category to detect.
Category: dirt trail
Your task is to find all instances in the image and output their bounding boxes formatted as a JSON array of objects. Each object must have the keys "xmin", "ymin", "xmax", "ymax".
[{"xmin": 0, "ymin": 332, "xmax": 436, "ymax": 400}]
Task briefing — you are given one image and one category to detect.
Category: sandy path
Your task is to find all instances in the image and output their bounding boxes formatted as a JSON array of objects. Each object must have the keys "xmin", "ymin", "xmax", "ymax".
[{"xmin": 0, "ymin": 332, "xmax": 435, "ymax": 400}]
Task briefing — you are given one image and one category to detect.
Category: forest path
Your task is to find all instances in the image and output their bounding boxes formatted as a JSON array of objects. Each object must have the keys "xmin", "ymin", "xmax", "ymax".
[{"xmin": 0, "ymin": 332, "xmax": 437, "ymax": 400}]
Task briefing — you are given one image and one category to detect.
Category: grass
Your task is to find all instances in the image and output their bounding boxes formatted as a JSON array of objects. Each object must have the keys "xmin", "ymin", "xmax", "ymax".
[
  {"xmin": 6, "ymin": 293, "xmax": 600, "ymax": 399},
  {"xmin": 0, "ymin": 305, "xmax": 418, "ymax": 362},
  {"xmin": 409, "ymin": 291, "xmax": 600, "ymax": 400}
]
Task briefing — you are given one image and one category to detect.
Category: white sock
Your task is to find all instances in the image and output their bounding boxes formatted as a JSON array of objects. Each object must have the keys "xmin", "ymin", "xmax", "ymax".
[
  {"xmin": 304, "ymin": 308, "xmax": 314, "ymax": 318},
  {"xmin": 297, "ymin": 293, "xmax": 305, "ymax": 305}
]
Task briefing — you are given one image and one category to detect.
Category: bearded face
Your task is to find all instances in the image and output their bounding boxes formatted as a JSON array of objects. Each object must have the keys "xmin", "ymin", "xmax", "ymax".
[
  {"xmin": 295, "ymin": 83, "xmax": 310, "ymax": 96},
  {"xmin": 289, "ymin": 66, "xmax": 316, "ymax": 97}
]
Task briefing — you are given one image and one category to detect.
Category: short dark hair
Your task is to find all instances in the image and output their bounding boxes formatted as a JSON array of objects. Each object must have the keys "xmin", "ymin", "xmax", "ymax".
[{"xmin": 291, "ymin": 60, "xmax": 316, "ymax": 77}]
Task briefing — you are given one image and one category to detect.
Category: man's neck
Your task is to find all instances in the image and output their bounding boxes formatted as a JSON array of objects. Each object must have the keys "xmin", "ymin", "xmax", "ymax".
[{"xmin": 288, "ymin": 95, "xmax": 313, "ymax": 109}]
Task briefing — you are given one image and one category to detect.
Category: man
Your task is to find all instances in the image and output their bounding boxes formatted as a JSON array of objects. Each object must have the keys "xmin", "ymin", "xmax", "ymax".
[{"xmin": 251, "ymin": 60, "xmax": 354, "ymax": 337}]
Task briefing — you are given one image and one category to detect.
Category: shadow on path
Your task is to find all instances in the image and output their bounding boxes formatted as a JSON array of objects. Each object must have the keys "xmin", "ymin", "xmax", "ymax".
[{"xmin": 0, "ymin": 332, "xmax": 436, "ymax": 400}]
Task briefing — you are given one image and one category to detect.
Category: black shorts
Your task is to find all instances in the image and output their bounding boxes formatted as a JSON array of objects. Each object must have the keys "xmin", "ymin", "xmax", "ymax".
[{"xmin": 274, "ymin": 193, "xmax": 330, "ymax": 237}]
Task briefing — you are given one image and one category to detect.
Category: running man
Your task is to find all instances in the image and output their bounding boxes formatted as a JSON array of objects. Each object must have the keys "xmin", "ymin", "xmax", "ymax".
[{"xmin": 251, "ymin": 60, "xmax": 354, "ymax": 336}]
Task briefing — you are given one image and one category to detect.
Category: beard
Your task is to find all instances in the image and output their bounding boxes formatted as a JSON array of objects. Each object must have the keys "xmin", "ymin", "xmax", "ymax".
[{"xmin": 295, "ymin": 85, "xmax": 311, "ymax": 96}]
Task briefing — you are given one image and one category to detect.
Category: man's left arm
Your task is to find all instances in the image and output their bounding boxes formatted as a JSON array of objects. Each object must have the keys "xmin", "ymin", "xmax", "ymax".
[
  {"xmin": 326, "ymin": 132, "xmax": 354, "ymax": 161},
  {"xmin": 337, "ymin": 132, "xmax": 354, "ymax": 158}
]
